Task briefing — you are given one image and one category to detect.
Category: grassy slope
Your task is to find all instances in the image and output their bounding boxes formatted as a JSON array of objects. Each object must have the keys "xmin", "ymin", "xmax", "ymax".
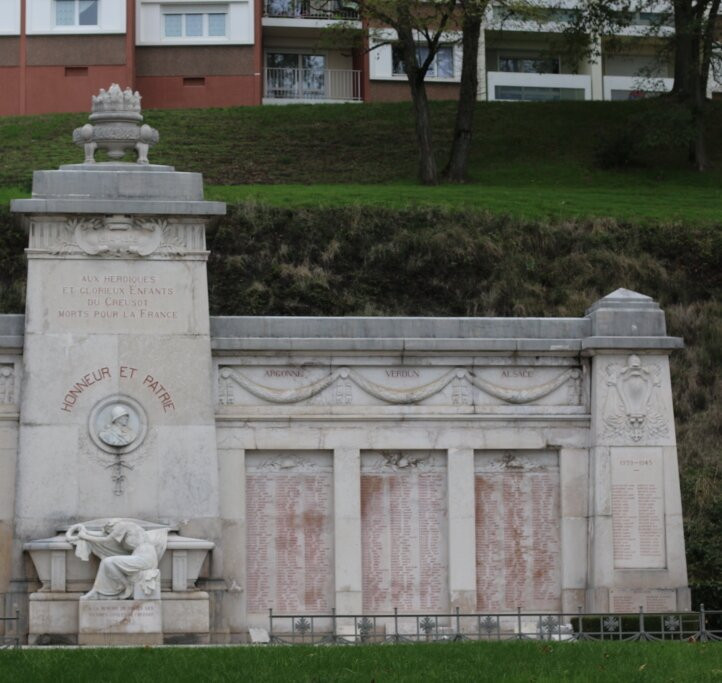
[
  {"xmin": 1, "ymin": 100, "xmax": 721, "ymax": 221},
  {"xmin": 1, "ymin": 642, "xmax": 722, "ymax": 682}
]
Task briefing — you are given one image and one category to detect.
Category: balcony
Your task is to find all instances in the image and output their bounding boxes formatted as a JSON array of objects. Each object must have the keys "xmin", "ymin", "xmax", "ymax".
[
  {"xmin": 487, "ymin": 71, "xmax": 592, "ymax": 101},
  {"xmin": 603, "ymin": 75, "xmax": 673, "ymax": 100},
  {"xmin": 264, "ymin": 67, "xmax": 362, "ymax": 103},
  {"xmin": 264, "ymin": 0, "xmax": 359, "ymax": 20}
]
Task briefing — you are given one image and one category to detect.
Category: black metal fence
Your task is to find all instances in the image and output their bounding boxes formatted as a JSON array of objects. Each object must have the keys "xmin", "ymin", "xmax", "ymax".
[
  {"xmin": 0, "ymin": 608, "xmax": 20, "ymax": 649},
  {"xmin": 267, "ymin": 605, "xmax": 722, "ymax": 644}
]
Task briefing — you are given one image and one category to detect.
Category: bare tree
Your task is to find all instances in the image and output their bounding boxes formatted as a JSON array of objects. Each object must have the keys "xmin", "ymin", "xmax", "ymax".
[{"xmin": 359, "ymin": 0, "xmax": 458, "ymax": 185}]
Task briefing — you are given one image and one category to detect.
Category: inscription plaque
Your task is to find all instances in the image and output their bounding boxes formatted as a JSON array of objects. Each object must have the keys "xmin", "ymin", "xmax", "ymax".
[
  {"xmin": 40, "ymin": 265, "xmax": 189, "ymax": 334},
  {"xmin": 475, "ymin": 452, "xmax": 561, "ymax": 612},
  {"xmin": 79, "ymin": 600, "xmax": 161, "ymax": 634},
  {"xmin": 246, "ymin": 452, "xmax": 334, "ymax": 613},
  {"xmin": 609, "ymin": 588, "xmax": 677, "ymax": 613},
  {"xmin": 361, "ymin": 451, "xmax": 448, "ymax": 612},
  {"xmin": 611, "ymin": 447, "xmax": 666, "ymax": 569}
]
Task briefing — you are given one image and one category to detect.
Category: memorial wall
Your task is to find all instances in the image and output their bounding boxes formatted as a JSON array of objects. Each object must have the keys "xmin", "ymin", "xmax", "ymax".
[{"xmin": 0, "ymin": 86, "xmax": 690, "ymax": 645}]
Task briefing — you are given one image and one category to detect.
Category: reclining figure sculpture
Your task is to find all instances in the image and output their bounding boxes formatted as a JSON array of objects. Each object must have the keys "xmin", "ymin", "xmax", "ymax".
[{"xmin": 65, "ymin": 519, "xmax": 168, "ymax": 600}]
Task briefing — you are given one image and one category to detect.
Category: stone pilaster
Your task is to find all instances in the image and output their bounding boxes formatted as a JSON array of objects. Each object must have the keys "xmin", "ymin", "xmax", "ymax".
[
  {"xmin": 333, "ymin": 448, "xmax": 362, "ymax": 614},
  {"xmin": 216, "ymin": 442, "xmax": 245, "ymax": 642},
  {"xmin": 447, "ymin": 448, "xmax": 476, "ymax": 612}
]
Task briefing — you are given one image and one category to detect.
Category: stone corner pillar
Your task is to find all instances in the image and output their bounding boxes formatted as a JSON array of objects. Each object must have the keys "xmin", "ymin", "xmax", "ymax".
[
  {"xmin": 9, "ymin": 85, "xmax": 226, "ymax": 641},
  {"xmin": 584, "ymin": 288, "xmax": 689, "ymax": 612}
]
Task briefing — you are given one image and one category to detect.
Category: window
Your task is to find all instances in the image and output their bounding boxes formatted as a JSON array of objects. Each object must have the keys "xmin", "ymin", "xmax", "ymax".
[
  {"xmin": 492, "ymin": 7, "xmax": 579, "ymax": 24},
  {"xmin": 266, "ymin": 53, "xmax": 327, "ymax": 99},
  {"xmin": 495, "ymin": 85, "xmax": 585, "ymax": 102},
  {"xmin": 610, "ymin": 89, "xmax": 660, "ymax": 101},
  {"xmin": 392, "ymin": 45, "xmax": 454, "ymax": 79},
  {"xmin": 55, "ymin": 0, "xmax": 98, "ymax": 27},
  {"xmin": 163, "ymin": 11, "xmax": 227, "ymax": 38},
  {"xmin": 499, "ymin": 56, "xmax": 560, "ymax": 75}
]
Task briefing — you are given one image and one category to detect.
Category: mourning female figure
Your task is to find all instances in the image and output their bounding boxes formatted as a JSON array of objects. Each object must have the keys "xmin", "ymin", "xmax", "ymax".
[{"xmin": 66, "ymin": 519, "xmax": 168, "ymax": 599}]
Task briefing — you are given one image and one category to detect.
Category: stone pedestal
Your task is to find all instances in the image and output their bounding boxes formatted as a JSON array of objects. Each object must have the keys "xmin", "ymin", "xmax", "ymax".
[
  {"xmin": 11, "ymin": 85, "xmax": 223, "ymax": 646},
  {"xmin": 79, "ymin": 600, "xmax": 162, "ymax": 646},
  {"xmin": 28, "ymin": 591, "xmax": 211, "ymax": 645}
]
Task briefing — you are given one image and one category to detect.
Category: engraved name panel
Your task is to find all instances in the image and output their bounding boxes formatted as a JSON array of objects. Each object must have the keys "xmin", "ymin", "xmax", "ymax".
[
  {"xmin": 361, "ymin": 451, "xmax": 448, "ymax": 612},
  {"xmin": 245, "ymin": 451, "xmax": 334, "ymax": 613},
  {"xmin": 475, "ymin": 451, "xmax": 561, "ymax": 612},
  {"xmin": 611, "ymin": 447, "xmax": 666, "ymax": 569}
]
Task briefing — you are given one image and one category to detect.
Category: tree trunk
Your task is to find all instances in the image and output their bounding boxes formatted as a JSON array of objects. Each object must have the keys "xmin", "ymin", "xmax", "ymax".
[
  {"xmin": 409, "ymin": 77, "xmax": 439, "ymax": 184},
  {"xmin": 398, "ymin": 24, "xmax": 439, "ymax": 185},
  {"xmin": 672, "ymin": 0, "xmax": 709, "ymax": 170},
  {"xmin": 692, "ymin": 71, "xmax": 708, "ymax": 171},
  {"xmin": 671, "ymin": 0, "xmax": 696, "ymax": 100},
  {"xmin": 443, "ymin": 12, "xmax": 481, "ymax": 182}
]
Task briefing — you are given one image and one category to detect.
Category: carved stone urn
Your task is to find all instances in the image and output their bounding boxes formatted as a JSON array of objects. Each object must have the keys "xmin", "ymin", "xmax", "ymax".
[{"xmin": 72, "ymin": 83, "xmax": 159, "ymax": 164}]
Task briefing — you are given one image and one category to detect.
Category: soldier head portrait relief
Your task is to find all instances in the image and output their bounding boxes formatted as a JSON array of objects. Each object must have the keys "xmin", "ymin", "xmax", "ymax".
[{"xmin": 98, "ymin": 404, "xmax": 137, "ymax": 447}]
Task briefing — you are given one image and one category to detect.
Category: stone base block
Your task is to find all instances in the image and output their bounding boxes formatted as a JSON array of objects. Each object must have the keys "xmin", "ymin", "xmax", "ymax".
[
  {"xmin": 162, "ymin": 591, "xmax": 210, "ymax": 644},
  {"xmin": 450, "ymin": 590, "xmax": 477, "ymax": 613},
  {"xmin": 29, "ymin": 592, "xmax": 81, "ymax": 645},
  {"xmin": 562, "ymin": 588, "xmax": 586, "ymax": 613},
  {"xmin": 677, "ymin": 586, "xmax": 692, "ymax": 611},
  {"xmin": 79, "ymin": 599, "xmax": 162, "ymax": 646}
]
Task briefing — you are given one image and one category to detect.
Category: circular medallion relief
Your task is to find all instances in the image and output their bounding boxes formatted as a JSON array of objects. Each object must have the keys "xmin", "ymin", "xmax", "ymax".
[{"xmin": 89, "ymin": 395, "xmax": 147, "ymax": 454}]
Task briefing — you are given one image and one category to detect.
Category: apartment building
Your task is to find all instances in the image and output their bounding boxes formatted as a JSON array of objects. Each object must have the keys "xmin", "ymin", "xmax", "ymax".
[{"xmin": 0, "ymin": 0, "xmax": 712, "ymax": 116}]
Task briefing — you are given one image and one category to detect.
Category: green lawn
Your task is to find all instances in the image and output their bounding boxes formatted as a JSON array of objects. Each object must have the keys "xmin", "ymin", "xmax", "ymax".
[
  {"xmin": 205, "ymin": 177, "xmax": 722, "ymax": 223},
  {"xmin": 2, "ymin": 641, "xmax": 722, "ymax": 682}
]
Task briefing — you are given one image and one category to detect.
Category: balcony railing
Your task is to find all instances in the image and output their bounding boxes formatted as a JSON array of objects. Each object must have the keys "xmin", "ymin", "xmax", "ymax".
[
  {"xmin": 264, "ymin": 0, "xmax": 359, "ymax": 20},
  {"xmin": 264, "ymin": 67, "xmax": 362, "ymax": 102}
]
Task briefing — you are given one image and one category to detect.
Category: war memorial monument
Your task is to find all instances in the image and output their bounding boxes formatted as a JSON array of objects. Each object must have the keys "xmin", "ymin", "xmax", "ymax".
[{"xmin": 0, "ymin": 86, "xmax": 689, "ymax": 645}]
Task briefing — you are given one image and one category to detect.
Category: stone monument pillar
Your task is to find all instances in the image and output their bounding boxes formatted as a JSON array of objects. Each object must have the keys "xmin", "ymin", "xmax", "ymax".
[
  {"xmin": 10, "ymin": 85, "xmax": 225, "ymax": 641},
  {"xmin": 586, "ymin": 289, "xmax": 690, "ymax": 612}
]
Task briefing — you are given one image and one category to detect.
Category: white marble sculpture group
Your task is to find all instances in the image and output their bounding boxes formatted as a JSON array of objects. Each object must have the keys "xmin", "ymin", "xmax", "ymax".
[{"xmin": 66, "ymin": 519, "xmax": 166, "ymax": 600}]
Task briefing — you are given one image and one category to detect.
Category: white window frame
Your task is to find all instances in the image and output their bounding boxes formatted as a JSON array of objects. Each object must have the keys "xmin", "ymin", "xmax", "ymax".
[
  {"xmin": 369, "ymin": 29, "xmax": 462, "ymax": 83},
  {"xmin": 54, "ymin": 0, "xmax": 100, "ymax": 28},
  {"xmin": 0, "ymin": 1, "xmax": 21, "ymax": 35},
  {"xmin": 162, "ymin": 6, "xmax": 229, "ymax": 40},
  {"xmin": 391, "ymin": 44, "xmax": 455, "ymax": 80},
  {"xmin": 26, "ymin": 0, "xmax": 125, "ymax": 35},
  {"xmin": 136, "ymin": 0, "xmax": 256, "ymax": 47}
]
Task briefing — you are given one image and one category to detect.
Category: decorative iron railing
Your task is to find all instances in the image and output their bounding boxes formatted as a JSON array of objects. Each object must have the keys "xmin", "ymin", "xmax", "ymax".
[
  {"xmin": 267, "ymin": 605, "xmax": 722, "ymax": 644},
  {"xmin": 264, "ymin": 68, "xmax": 362, "ymax": 101},
  {"xmin": 0, "ymin": 608, "xmax": 20, "ymax": 649},
  {"xmin": 264, "ymin": 0, "xmax": 359, "ymax": 20}
]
